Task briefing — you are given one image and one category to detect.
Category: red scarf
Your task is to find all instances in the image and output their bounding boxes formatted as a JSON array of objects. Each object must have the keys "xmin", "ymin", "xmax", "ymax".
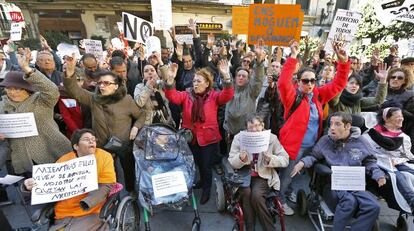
[
  {"xmin": 191, "ymin": 89, "xmax": 209, "ymax": 123},
  {"xmin": 374, "ymin": 124, "xmax": 402, "ymax": 137}
]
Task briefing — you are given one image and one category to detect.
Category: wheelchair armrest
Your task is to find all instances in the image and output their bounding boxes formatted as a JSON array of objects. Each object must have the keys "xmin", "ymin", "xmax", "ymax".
[
  {"xmin": 31, "ymin": 203, "xmax": 55, "ymax": 223},
  {"xmin": 99, "ymin": 192, "xmax": 120, "ymax": 220},
  {"xmin": 314, "ymin": 163, "xmax": 332, "ymax": 175}
]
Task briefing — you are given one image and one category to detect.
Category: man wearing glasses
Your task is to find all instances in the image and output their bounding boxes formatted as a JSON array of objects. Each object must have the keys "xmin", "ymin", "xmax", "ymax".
[{"xmin": 277, "ymin": 41, "xmax": 351, "ymax": 215}]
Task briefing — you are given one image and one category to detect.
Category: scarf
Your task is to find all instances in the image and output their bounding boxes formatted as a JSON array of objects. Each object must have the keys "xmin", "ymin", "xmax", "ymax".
[
  {"xmin": 339, "ymin": 89, "xmax": 363, "ymax": 107},
  {"xmin": 368, "ymin": 127, "xmax": 403, "ymax": 151},
  {"xmin": 191, "ymin": 89, "xmax": 208, "ymax": 123}
]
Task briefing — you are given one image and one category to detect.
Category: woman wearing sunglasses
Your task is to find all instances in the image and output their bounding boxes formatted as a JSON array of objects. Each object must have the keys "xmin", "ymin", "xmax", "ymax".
[
  {"xmin": 277, "ymin": 40, "xmax": 351, "ymax": 215},
  {"xmin": 63, "ymin": 54, "xmax": 146, "ymax": 193},
  {"xmin": 385, "ymin": 67, "xmax": 413, "ymax": 107}
]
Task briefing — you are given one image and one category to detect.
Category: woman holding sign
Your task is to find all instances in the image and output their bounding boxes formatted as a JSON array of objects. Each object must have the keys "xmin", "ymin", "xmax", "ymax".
[
  {"xmin": 228, "ymin": 114, "xmax": 289, "ymax": 231},
  {"xmin": 0, "ymin": 50, "xmax": 72, "ymax": 176}
]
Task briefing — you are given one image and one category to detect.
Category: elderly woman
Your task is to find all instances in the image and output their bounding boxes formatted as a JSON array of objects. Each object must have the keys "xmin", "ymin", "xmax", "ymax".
[
  {"xmin": 228, "ymin": 114, "xmax": 289, "ymax": 231},
  {"xmin": 362, "ymin": 106, "xmax": 414, "ymax": 213},
  {"xmin": 24, "ymin": 129, "xmax": 116, "ymax": 231},
  {"xmin": 163, "ymin": 63, "xmax": 234, "ymax": 204},
  {"xmin": 134, "ymin": 53, "xmax": 174, "ymax": 127},
  {"xmin": 386, "ymin": 67, "xmax": 413, "ymax": 106},
  {"xmin": 63, "ymin": 55, "xmax": 145, "ymax": 192},
  {"xmin": 0, "ymin": 52, "xmax": 71, "ymax": 176}
]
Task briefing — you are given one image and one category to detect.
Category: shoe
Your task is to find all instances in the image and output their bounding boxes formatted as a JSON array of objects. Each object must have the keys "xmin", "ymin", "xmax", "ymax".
[
  {"xmin": 193, "ymin": 181, "xmax": 203, "ymax": 189},
  {"xmin": 282, "ymin": 203, "xmax": 295, "ymax": 216},
  {"xmin": 214, "ymin": 164, "xmax": 224, "ymax": 175},
  {"xmin": 200, "ymin": 189, "xmax": 211, "ymax": 205},
  {"xmin": 287, "ymin": 192, "xmax": 297, "ymax": 203}
]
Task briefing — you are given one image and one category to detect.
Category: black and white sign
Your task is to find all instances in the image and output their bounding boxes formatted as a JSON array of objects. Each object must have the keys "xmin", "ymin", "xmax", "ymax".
[{"xmin": 122, "ymin": 12, "xmax": 154, "ymax": 43}]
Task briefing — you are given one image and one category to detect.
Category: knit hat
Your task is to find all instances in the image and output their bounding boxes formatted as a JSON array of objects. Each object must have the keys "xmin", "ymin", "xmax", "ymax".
[{"xmin": 0, "ymin": 71, "xmax": 35, "ymax": 92}]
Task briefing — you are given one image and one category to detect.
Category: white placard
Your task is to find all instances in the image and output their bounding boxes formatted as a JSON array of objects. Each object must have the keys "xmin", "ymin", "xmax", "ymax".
[
  {"xmin": 324, "ymin": 9, "xmax": 362, "ymax": 53},
  {"xmin": 239, "ymin": 130, "xmax": 271, "ymax": 154},
  {"xmin": 10, "ymin": 22, "xmax": 22, "ymax": 41},
  {"xmin": 56, "ymin": 43, "xmax": 80, "ymax": 59},
  {"xmin": 0, "ymin": 174, "xmax": 24, "ymax": 185},
  {"xmin": 374, "ymin": 0, "xmax": 414, "ymax": 26},
  {"xmin": 176, "ymin": 34, "xmax": 194, "ymax": 45},
  {"xmin": 31, "ymin": 154, "xmax": 98, "ymax": 205},
  {"xmin": 151, "ymin": 171, "xmax": 188, "ymax": 198},
  {"xmin": 111, "ymin": 38, "xmax": 124, "ymax": 50},
  {"xmin": 122, "ymin": 12, "xmax": 154, "ymax": 43},
  {"xmin": 151, "ymin": 0, "xmax": 173, "ymax": 30},
  {"xmin": 145, "ymin": 36, "xmax": 161, "ymax": 57},
  {"xmin": 83, "ymin": 39, "xmax": 103, "ymax": 62},
  {"xmin": 331, "ymin": 166, "xmax": 365, "ymax": 191},
  {"xmin": 0, "ymin": 113, "xmax": 38, "ymax": 138},
  {"xmin": 117, "ymin": 22, "xmax": 124, "ymax": 33}
]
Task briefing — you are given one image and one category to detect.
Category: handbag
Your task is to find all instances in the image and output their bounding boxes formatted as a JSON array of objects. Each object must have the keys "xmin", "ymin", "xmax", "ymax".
[{"xmin": 101, "ymin": 105, "xmax": 127, "ymax": 154}]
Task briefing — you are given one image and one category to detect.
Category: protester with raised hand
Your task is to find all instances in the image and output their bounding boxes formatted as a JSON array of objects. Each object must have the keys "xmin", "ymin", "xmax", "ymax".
[{"xmin": 277, "ymin": 39, "xmax": 350, "ymax": 215}]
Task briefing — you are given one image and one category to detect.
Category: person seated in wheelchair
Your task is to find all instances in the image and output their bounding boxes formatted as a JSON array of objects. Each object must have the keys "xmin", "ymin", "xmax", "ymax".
[
  {"xmin": 291, "ymin": 112, "xmax": 386, "ymax": 231},
  {"xmin": 23, "ymin": 129, "xmax": 116, "ymax": 231},
  {"xmin": 362, "ymin": 104, "xmax": 414, "ymax": 213},
  {"xmin": 228, "ymin": 114, "xmax": 289, "ymax": 231}
]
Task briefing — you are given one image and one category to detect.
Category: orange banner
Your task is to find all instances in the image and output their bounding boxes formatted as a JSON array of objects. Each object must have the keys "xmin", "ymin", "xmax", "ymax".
[
  {"xmin": 248, "ymin": 4, "xmax": 304, "ymax": 46},
  {"xmin": 232, "ymin": 6, "xmax": 249, "ymax": 34}
]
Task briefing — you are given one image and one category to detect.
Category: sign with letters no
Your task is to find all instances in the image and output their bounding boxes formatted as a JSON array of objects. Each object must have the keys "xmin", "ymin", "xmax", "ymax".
[{"xmin": 122, "ymin": 12, "xmax": 154, "ymax": 43}]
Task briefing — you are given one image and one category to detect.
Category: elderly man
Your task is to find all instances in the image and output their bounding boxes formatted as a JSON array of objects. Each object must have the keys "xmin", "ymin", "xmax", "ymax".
[{"xmin": 35, "ymin": 50, "xmax": 64, "ymax": 86}]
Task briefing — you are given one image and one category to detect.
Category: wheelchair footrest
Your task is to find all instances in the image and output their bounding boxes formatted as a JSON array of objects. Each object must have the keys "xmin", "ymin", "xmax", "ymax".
[{"xmin": 320, "ymin": 200, "xmax": 334, "ymax": 219}]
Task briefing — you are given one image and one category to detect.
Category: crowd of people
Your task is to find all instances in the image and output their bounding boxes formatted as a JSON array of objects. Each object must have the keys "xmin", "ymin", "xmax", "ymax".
[{"xmin": 0, "ymin": 17, "xmax": 414, "ymax": 231}]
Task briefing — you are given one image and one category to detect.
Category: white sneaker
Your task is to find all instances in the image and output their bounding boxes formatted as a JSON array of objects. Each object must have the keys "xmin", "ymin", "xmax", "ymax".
[
  {"xmin": 287, "ymin": 192, "xmax": 297, "ymax": 203},
  {"xmin": 282, "ymin": 203, "xmax": 295, "ymax": 216}
]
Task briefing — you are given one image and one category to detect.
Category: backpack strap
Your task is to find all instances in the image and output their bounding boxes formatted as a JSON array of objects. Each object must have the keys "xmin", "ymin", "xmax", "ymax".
[{"xmin": 286, "ymin": 91, "xmax": 304, "ymax": 121}]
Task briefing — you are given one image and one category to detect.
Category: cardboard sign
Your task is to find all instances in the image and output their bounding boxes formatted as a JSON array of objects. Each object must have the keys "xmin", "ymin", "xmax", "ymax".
[
  {"xmin": 83, "ymin": 39, "xmax": 103, "ymax": 62},
  {"xmin": 374, "ymin": 0, "xmax": 414, "ymax": 26},
  {"xmin": 9, "ymin": 22, "xmax": 22, "ymax": 41},
  {"xmin": 145, "ymin": 36, "xmax": 161, "ymax": 57},
  {"xmin": 122, "ymin": 12, "xmax": 154, "ymax": 43},
  {"xmin": 248, "ymin": 4, "xmax": 304, "ymax": 46},
  {"xmin": 331, "ymin": 166, "xmax": 365, "ymax": 191},
  {"xmin": 151, "ymin": 0, "xmax": 173, "ymax": 30},
  {"xmin": 0, "ymin": 113, "xmax": 38, "ymax": 138},
  {"xmin": 31, "ymin": 155, "xmax": 98, "ymax": 205},
  {"xmin": 151, "ymin": 171, "xmax": 188, "ymax": 198},
  {"xmin": 56, "ymin": 43, "xmax": 80, "ymax": 59},
  {"xmin": 324, "ymin": 9, "xmax": 362, "ymax": 53},
  {"xmin": 239, "ymin": 130, "xmax": 271, "ymax": 154},
  {"xmin": 232, "ymin": 6, "xmax": 250, "ymax": 34}
]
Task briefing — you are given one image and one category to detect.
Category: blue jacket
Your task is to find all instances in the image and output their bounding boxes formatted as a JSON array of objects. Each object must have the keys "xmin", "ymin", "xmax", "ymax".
[{"xmin": 301, "ymin": 127, "xmax": 385, "ymax": 181}]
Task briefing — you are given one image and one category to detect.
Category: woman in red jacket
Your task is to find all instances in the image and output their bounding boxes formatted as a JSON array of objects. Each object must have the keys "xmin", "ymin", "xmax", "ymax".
[
  {"xmin": 163, "ymin": 61, "xmax": 234, "ymax": 204},
  {"xmin": 277, "ymin": 41, "xmax": 351, "ymax": 215}
]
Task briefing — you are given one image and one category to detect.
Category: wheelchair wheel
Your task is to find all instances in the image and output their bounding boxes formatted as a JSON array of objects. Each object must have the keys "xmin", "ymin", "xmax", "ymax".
[
  {"xmin": 115, "ymin": 196, "xmax": 140, "ymax": 231},
  {"xmin": 297, "ymin": 190, "xmax": 307, "ymax": 217},
  {"xmin": 396, "ymin": 215, "xmax": 408, "ymax": 231},
  {"xmin": 215, "ymin": 178, "xmax": 226, "ymax": 212}
]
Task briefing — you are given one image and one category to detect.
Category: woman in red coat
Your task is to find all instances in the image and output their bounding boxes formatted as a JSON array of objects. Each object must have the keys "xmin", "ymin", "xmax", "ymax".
[{"xmin": 163, "ymin": 61, "xmax": 234, "ymax": 204}]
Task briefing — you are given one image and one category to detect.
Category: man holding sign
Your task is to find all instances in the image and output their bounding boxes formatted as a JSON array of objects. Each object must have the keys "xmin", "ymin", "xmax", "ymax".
[{"xmin": 291, "ymin": 112, "xmax": 386, "ymax": 231}]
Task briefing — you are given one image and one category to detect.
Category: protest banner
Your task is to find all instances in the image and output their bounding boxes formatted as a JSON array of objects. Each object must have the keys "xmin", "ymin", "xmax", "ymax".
[
  {"xmin": 145, "ymin": 36, "xmax": 161, "ymax": 57},
  {"xmin": 10, "ymin": 22, "xmax": 22, "ymax": 41},
  {"xmin": 31, "ymin": 154, "xmax": 98, "ymax": 205},
  {"xmin": 0, "ymin": 175, "xmax": 24, "ymax": 185},
  {"xmin": 56, "ymin": 43, "xmax": 80, "ymax": 59},
  {"xmin": 331, "ymin": 166, "xmax": 365, "ymax": 191},
  {"xmin": 174, "ymin": 25, "xmax": 199, "ymax": 45},
  {"xmin": 0, "ymin": 113, "xmax": 38, "ymax": 138},
  {"xmin": 151, "ymin": 0, "xmax": 173, "ymax": 30},
  {"xmin": 239, "ymin": 130, "xmax": 271, "ymax": 154},
  {"xmin": 110, "ymin": 37, "xmax": 124, "ymax": 50},
  {"xmin": 83, "ymin": 39, "xmax": 103, "ymax": 62},
  {"xmin": 152, "ymin": 171, "xmax": 188, "ymax": 198},
  {"xmin": 247, "ymin": 4, "xmax": 304, "ymax": 46},
  {"xmin": 232, "ymin": 6, "xmax": 249, "ymax": 34},
  {"xmin": 324, "ymin": 9, "xmax": 362, "ymax": 53},
  {"xmin": 122, "ymin": 12, "xmax": 154, "ymax": 43},
  {"xmin": 374, "ymin": 0, "xmax": 414, "ymax": 26}
]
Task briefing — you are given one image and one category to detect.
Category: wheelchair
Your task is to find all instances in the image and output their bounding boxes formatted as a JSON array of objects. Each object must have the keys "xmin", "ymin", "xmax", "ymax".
[
  {"xmin": 214, "ymin": 160, "xmax": 286, "ymax": 231},
  {"xmin": 31, "ymin": 183, "xmax": 140, "ymax": 231}
]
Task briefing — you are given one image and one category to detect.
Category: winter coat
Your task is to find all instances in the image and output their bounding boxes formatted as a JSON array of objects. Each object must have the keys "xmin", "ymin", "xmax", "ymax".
[
  {"xmin": 63, "ymin": 74, "xmax": 146, "ymax": 147},
  {"xmin": 228, "ymin": 132, "xmax": 289, "ymax": 190},
  {"xmin": 0, "ymin": 70, "xmax": 72, "ymax": 174},
  {"xmin": 126, "ymin": 59, "xmax": 144, "ymax": 96},
  {"xmin": 386, "ymin": 88, "xmax": 414, "ymax": 107},
  {"xmin": 277, "ymin": 57, "xmax": 350, "ymax": 160}
]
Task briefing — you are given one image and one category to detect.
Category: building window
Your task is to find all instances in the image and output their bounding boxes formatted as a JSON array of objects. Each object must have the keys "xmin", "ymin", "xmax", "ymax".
[
  {"xmin": 95, "ymin": 15, "xmax": 110, "ymax": 34},
  {"xmin": 335, "ymin": 0, "xmax": 350, "ymax": 10},
  {"xmin": 296, "ymin": 0, "xmax": 310, "ymax": 14}
]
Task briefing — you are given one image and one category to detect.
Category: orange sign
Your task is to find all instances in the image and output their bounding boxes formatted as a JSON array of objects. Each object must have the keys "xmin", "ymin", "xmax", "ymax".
[
  {"xmin": 248, "ymin": 4, "xmax": 304, "ymax": 46},
  {"xmin": 232, "ymin": 6, "xmax": 249, "ymax": 34}
]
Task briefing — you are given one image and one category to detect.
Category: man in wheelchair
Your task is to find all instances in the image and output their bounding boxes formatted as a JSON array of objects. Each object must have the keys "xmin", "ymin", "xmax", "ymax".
[
  {"xmin": 228, "ymin": 114, "xmax": 289, "ymax": 231},
  {"xmin": 23, "ymin": 129, "xmax": 116, "ymax": 231},
  {"xmin": 291, "ymin": 112, "xmax": 386, "ymax": 231}
]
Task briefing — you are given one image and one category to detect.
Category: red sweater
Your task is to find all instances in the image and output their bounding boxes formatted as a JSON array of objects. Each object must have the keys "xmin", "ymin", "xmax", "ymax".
[
  {"xmin": 165, "ymin": 84, "xmax": 234, "ymax": 146},
  {"xmin": 277, "ymin": 58, "xmax": 350, "ymax": 160},
  {"xmin": 58, "ymin": 96, "xmax": 83, "ymax": 138}
]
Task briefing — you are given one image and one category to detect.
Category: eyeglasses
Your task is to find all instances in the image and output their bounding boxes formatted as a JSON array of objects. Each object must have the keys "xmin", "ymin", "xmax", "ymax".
[
  {"xmin": 80, "ymin": 138, "xmax": 98, "ymax": 143},
  {"xmin": 390, "ymin": 76, "xmax": 404, "ymax": 80},
  {"xmin": 242, "ymin": 59, "xmax": 251, "ymax": 63},
  {"xmin": 300, "ymin": 78, "xmax": 316, "ymax": 85},
  {"xmin": 97, "ymin": 81, "xmax": 117, "ymax": 87}
]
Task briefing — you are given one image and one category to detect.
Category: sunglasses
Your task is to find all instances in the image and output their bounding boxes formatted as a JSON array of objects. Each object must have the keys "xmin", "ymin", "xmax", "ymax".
[
  {"xmin": 300, "ymin": 78, "xmax": 316, "ymax": 84},
  {"xmin": 390, "ymin": 76, "xmax": 404, "ymax": 80},
  {"xmin": 97, "ymin": 81, "xmax": 116, "ymax": 87}
]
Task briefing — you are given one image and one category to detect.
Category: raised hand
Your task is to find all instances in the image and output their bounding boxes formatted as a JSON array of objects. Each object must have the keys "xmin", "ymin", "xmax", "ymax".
[
  {"xmin": 254, "ymin": 39, "xmax": 266, "ymax": 63},
  {"xmin": 168, "ymin": 27, "xmax": 176, "ymax": 41},
  {"xmin": 175, "ymin": 43, "xmax": 183, "ymax": 58},
  {"xmin": 65, "ymin": 53, "xmax": 77, "ymax": 77},
  {"xmin": 166, "ymin": 63, "xmax": 179, "ymax": 85},
  {"xmin": 332, "ymin": 41, "xmax": 348, "ymax": 64},
  {"xmin": 375, "ymin": 62, "xmax": 390, "ymax": 83},
  {"xmin": 289, "ymin": 40, "xmax": 300, "ymax": 58},
  {"xmin": 17, "ymin": 48, "xmax": 32, "ymax": 73},
  {"xmin": 371, "ymin": 47, "xmax": 380, "ymax": 66},
  {"xmin": 40, "ymin": 35, "xmax": 52, "ymax": 51},
  {"xmin": 218, "ymin": 59, "xmax": 230, "ymax": 76},
  {"xmin": 153, "ymin": 51, "xmax": 163, "ymax": 66},
  {"xmin": 188, "ymin": 18, "xmax": 198, "ymax": 37}
]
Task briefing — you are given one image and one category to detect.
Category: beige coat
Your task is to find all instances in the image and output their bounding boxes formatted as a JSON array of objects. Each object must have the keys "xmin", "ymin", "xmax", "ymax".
[{"xmin": 228, "ymin": 132, "xmax": 289, "ymax": 190}]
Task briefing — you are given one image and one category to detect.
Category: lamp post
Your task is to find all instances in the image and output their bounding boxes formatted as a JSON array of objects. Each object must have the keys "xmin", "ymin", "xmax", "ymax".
[{"xmin": 319, "ymin": 0, "xmax": 335, "ymax": 25}]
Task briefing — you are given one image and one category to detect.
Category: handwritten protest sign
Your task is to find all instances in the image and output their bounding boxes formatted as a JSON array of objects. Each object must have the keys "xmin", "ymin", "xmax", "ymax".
[
  {"xmin": 122, "ymin": 12, "xmax": 154, "ymax": 43},
  {"xmin": 374, "ymin": 0, "xmax": 414, "ymax": 26},
  {"xmin": 331, "ymin": 166, "xmax": 365, "ymax": 191},
  {"xmin": 175, "ymin": 25, "xmax": 199, "ymax": 45},
  {"xmin": 10, "ymin": 22, "xmax": 22, "ymax": 41},
  {"xmin": 56, "ymin": 43, "xmax": 80, "ymax": 59},
  {"xmin": 248, "ymin": 4, "xmax": 304, "ymax": 46},
  {"xmin": 145, "ymin": 36, "xmax": 161, "ymax": 57},
  {"xmin": 324, "ymin": 9, "xmax": 362, "ymax": 53},
  {"xmin": 239, "ymin": 130, "xmax": 271, "ymax": 154},
  {"xmin": 0, "ymin": 175, "xmax": 24, "ymax": 185},
  {"xmin": 31, "ymin": 155, "xmax": 98, "ymax": 205},
  {"xmin": 232, "ymin": 6, "xmax": 249, "ymax": 34},
  {"xmin": 151, "ymin": 171, "xmax": 188, "ymax": 198},
  {"xmin": 151, "ymin": 0, "xmax": 172, "ymax": 30},
  {"xmin": 83, "ymin": 39, "xmax": 103, "ymax": 62},
  {"xmin": 0, "ymin": 113, "xmax": 38, "ymax": 138}
]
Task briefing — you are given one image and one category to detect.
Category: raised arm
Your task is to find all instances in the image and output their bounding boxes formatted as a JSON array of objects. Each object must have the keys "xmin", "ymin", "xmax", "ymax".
[{"xmin": 63, "ymin": 54, "xmax": 93, "ymax": 106}]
